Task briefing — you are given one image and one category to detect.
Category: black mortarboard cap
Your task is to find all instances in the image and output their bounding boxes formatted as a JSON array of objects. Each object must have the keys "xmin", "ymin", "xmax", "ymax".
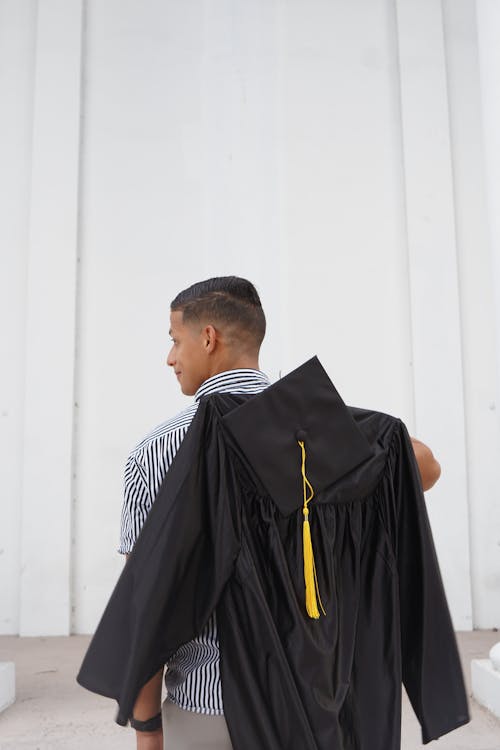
[{"xmin": 222, "ymin": 356, "xmax": 375, "ymax": 517}]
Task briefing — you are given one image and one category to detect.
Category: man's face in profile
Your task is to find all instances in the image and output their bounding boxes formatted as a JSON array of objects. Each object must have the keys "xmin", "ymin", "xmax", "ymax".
[{"xmin": 167, "ymin": 310, "xmax": 210, "ymax": 396}]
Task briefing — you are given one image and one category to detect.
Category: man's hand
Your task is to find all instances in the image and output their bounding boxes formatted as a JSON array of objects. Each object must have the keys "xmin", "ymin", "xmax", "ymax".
[
  {"xmin": 136, "ymin": 728, "xmax": 163, "ymax": 750},
  {"xmin": 410, "ymin": 437, "xmax": 441, "ymax": 492}
]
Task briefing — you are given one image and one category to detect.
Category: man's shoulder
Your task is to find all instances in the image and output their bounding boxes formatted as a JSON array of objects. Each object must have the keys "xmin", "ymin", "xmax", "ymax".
[{"xmin": 130, "ymin": 402, "xmax": 199, "ymax": 459}]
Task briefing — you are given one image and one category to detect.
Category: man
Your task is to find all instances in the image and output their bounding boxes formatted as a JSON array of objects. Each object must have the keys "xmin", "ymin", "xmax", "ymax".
[{"xmin": 117, "ymin": 276, "xmax": 442, "ymax": 750}]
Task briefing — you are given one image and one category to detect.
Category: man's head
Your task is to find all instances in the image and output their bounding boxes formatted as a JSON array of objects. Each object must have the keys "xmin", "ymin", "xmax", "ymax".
[{"xmin": 167, "ymin": 276, "xmax": 266, "ymax": 395}]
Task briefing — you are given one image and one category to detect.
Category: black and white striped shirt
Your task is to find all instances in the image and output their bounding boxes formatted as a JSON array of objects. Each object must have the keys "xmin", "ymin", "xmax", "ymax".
[{"xmin": 119, "ymin": 368, "xmax": 271, "ymax": 714}]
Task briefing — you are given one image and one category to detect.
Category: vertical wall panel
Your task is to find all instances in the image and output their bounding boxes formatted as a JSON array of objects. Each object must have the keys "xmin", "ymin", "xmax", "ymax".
[
  {"xmin": 19, "ymin": 0, "xmax": 83, "ymax": 635},
  {"xmin": 280, "ymin": 0, "xmax": 414, "ymax": 422},
  {"xmin": 0, "ymin": 0, "xmax": 36, "ymax": 635},
  {"xmin": 473, "ymin": 0, "xmax": 500, "ymax": 627},
  {"xmin": 198, "ymin": 0, "xmax": 284, "ymax": 374},
  {"xmin": 396, "ymin": 0, "xmax": 472, "ymax": 629}
]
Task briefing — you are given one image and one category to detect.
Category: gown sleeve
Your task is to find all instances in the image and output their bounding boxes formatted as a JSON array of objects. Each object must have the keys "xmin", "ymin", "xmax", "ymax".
[
  {"xmin": 76, "ymin": 400, "xmax": 241, "ymax": 726},
  {"xmin": 393, "ymin": 421, "xmax": 470, "ymax": 743}
]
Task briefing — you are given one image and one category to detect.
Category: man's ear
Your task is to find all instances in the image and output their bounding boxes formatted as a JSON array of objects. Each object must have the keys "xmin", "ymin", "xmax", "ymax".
[{"xmin": 204, "ymin": 324, "xmax": 218, "ymax": 354}]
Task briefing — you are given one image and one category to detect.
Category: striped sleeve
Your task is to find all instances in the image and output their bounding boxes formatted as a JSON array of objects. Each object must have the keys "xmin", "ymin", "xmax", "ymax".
[
  {"xmin": 143, "ymin": 425, "xmax": 189, "ymax": 500},
  {"xmin": 118, "ymin": 424, "xmax": 191, "ymax": 555},
  {"xmin": 118, "ymin": 453, "xmax": 152, "ymax": 554}
]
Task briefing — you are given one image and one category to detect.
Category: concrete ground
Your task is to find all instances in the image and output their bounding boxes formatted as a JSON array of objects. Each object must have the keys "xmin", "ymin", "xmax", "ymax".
[{"xmin": 0, "ymin": 631, "xmax": 499, "ymax": 749}]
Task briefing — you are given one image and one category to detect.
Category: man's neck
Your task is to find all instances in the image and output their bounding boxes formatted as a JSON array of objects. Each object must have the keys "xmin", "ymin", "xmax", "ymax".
[{"xmin": 206, "ymin": 357, "xmax": 260, "ymax": 379}]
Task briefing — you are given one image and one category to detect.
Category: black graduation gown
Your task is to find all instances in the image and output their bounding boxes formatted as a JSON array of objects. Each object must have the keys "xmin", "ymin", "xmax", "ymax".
[{"xmin": 77, "ymin": 389, "xmax": 469, "ymax": 748}]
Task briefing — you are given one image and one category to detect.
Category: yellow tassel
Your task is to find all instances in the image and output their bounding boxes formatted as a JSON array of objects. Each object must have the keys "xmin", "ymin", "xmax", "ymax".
[
  {"xmin": 303, "ymin": 509, "xmax": 320, "ymax": 618},
  {"xmin": 298, "ymin": 441, "xmax": 326, "ymax": 619}
]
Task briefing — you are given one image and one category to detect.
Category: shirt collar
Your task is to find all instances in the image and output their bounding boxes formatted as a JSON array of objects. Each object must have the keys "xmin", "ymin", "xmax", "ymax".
[{"xmin": 194, "ymin": 368, "xmax": 271, "ymax": 402}]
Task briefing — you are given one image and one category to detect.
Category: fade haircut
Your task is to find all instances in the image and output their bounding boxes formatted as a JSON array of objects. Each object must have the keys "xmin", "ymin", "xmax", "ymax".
[{"xmin": 171, "ymin": 276, "xmax": 266, "ymax": 351}]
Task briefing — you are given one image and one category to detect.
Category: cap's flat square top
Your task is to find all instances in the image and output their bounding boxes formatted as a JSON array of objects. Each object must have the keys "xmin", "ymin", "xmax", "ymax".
[{"xmin": 222, "ymin": 356, "xmax": 375, "ymax": 515}]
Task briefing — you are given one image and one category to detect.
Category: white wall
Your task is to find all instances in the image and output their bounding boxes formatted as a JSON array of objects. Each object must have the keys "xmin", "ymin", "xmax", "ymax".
[
  {"xmin": 72, "ymin": 0, "xmax": 289, "ymax": 631},
  {"xmin": 0, "ymin": 0, "xmax": 36, "ymax": 635},
  {"xmin": 20, "ymin": 0, "xmax": 82, "ymax": 637},
  {"xmin": 2, "ymin": 0, "xmax": 499, "ymax": 635}
]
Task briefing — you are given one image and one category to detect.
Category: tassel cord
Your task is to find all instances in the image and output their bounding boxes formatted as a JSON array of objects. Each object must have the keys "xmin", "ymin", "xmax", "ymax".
[{"xmin": 298, "ymin": 440, "xmax": 326, "ymax": 618}]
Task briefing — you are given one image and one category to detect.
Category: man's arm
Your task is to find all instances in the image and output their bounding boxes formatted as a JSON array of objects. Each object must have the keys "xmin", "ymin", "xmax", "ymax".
[
  {"xmin": 410, "ymin": 437, "xmax": 441, "ymax": 492},
  {"xmin": 114, "ymin": 562, "xmax": 164, "ymax": 749},
  {"xmin": 131, "ymin": 667, "xmax": 164, "ymax": 750},
  {"xmin": 124, "ymin": 553, "xmax": 163, "ymax": 749},
  {"xmin": 118, "ymin": 441, "xmax": 183, "ymax": 748}
]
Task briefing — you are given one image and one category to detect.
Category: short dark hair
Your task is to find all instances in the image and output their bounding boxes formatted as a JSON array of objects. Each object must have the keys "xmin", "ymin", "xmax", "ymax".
[{"xmin": 171, "ymin": 276, "xmax": 266, "ymax": 350}]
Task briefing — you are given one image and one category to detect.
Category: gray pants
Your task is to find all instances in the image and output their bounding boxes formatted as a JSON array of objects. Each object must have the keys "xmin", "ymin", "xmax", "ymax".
[{"xmin": 162, "ymin": 699, "xmax": 233, "ymax": 749}]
